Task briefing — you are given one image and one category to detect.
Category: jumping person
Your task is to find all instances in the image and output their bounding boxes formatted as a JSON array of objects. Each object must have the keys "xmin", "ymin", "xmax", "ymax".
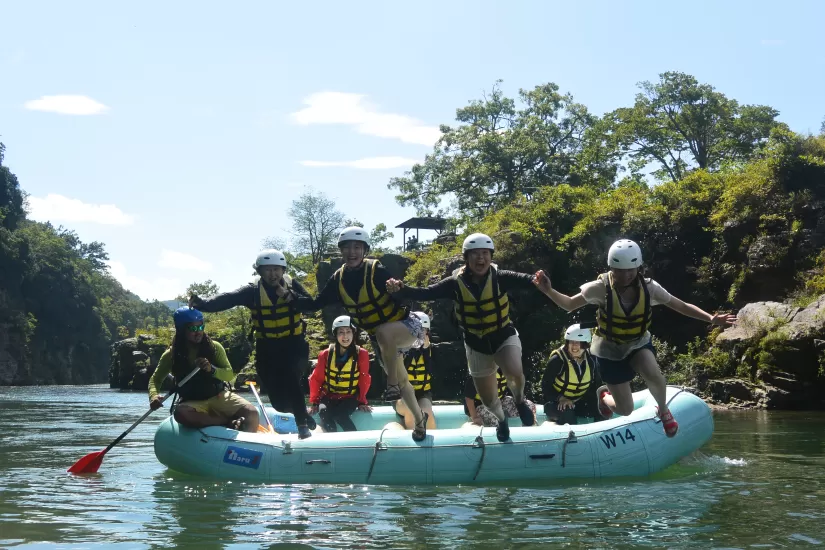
[
  {"xmin": 533, "ymin": 239, "xmax": 737, "ymax": 437},
  {"xmin": 387, "ymin": 233, "xmax": 544, "ymax": 442},
  {"xmin": 290, "ymin": 227, "xmax": 430, "ymax": 442},
  {"xmin": 189, "ymin": 249, "xmax": 315, "ymax": 439}
]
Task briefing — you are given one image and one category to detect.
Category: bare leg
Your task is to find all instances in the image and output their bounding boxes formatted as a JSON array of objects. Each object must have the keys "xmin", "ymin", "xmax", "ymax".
[
  {"xmin": 375, "ymin": 322, "xmax": 424, "ymax": 424},
  {"xmin": 236, "ymin": 404, "xmax": 260, "ymax": 433},
  {"xmin": 494, "ymin": 345, "xmax": 526, "ymax": 403},
  {"xmin": 604, "ymin": 382, "xmax": 635, "ymax": 416},
  {"xmin": 630, "ymin": 348, "xmax": 669, "ymax": 414},
  {"xmin": 472, "ymin": 373, "xmax": 505, "ymax": 421},
  {"xmin": 418, "ymin": 397, "xmax": 436, "ymax": 429}
]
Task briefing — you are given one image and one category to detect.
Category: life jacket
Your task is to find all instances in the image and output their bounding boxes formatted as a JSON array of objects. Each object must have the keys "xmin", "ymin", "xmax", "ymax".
[
  {"xmin": 323, "ymin": 345, "xmax": 360, "ymax": 397},
  {"xmin": 171, "ymin": 342, "xmax": 228, "ymax": 402},
  {"xmin": 453, "ymin": 264, "xmax": 511, "ymax": 339},
  {"xmin": 474, "ymin": 370, "xmax": 507, "ymax": 402},
  {"xmin": 404, "ymin": 346, "xmax": 432, "ymax": 392},
  {"xmin": 250, "ymin": 276, "xmax": 305, "ymax": 339},
  {"xmin": 550, "ymin": 347, "xmax": 595, "ymax": 399},
  {"xmin": 335, "ymin": 259, "xmax": 405, "ymax": 334},
  {"xmin": 594, "ymin": 271, "xmax": 652, "ymax": 343}
]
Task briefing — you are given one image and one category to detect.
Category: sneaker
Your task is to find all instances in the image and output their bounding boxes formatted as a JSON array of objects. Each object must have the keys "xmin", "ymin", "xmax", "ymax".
[
  {"xmin": 596, "ymin": 385, "xmax": 613, "ymax": 419},
  {"xmin": 382, "ymin": 384, "xmax": 401, "ymax": 401},
  {"xmin": 297, "ymin": 425, "xmax": 312, "ymax": 439},
  {"xmin": 657, "ymin": 407, "xmax": 679, "ymax": 438},
  {"xmin": 305, "ymin": 415, "xmax": 317, "ymax": 430},
  {"xmin": 515, "ymin": 401, "xmax": 535, "ymax": 426},
  {"xmin": 496, "ymin": 419, "xmax": 510, "ymax": 442}
]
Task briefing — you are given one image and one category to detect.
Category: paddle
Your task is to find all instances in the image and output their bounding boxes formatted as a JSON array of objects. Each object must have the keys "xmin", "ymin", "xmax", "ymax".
[
  {"xmin": 68, "ymin": 366, "xmax": 201, "ymax": 474},
  {"xmin": 245, "ymin": 381, "xmax": 274, "ymax": 433}
]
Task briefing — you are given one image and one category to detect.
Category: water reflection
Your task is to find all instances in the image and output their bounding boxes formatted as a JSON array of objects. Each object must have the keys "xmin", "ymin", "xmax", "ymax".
[{"xmin": 1, "ymin": 387, "xmax": 824, "ymax": 548}]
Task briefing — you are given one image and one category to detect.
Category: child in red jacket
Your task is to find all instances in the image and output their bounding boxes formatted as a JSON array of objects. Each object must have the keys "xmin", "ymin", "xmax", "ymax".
[{"xmin": 308, "ymin": 315, "xmax": 372, "ymax": 432}]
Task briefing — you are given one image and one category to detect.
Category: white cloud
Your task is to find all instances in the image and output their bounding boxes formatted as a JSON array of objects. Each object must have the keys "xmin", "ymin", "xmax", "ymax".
[
  {"xmin": 300, "ymin": 156, "xmax": 419, "ymax": 170},
  {"xmin": 107, "ymin": 260, "xmax": 182, "ymax": 302},
  {"xmin": 24, "ymin": 95, "xmax": 109, "ymax": 115},
  {"xmin": 158, "ymin": 249, "xmax": 213, "ymax": 272},
  {"xmin": 291, "ymin": 92, "xmax": 440, "ymax": 146},
  {"xmin": 27, "ymin": 194, "xmax": 135, "ymax": 225}
]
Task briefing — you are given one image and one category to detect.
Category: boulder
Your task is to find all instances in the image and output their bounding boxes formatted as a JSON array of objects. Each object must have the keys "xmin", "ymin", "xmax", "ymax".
[
  {"xmin": 715, "ymin": 301, "xmax": 799, "ymax": 347},
  {"xmin": 781, "ymin": 295, "xmax": 825, "ymax": 342},
  {"xmin": 703, "ymin": 378, "xmax": 758, "ymax": 407}
]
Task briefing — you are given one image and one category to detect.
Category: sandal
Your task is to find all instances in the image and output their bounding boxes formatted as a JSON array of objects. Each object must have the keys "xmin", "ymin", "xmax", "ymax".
[
  {"xmin": 496, "ymin": 419, "xmax": 510, "ymax": 442},
  {"xmin": 657, "ymin": 407, "xmax": 679, "ymax": 438},
  {"xmin": 412, "ymin": 412, "xmax": 428, "ymax": 442},
  {"xmin": 382, "ymin": 384, "xmax": 402, "ymax": 401},
  {"xmin": 515, "ymin": 401, "xmax": 535, "ymax": 426},
  {"xmin": 596, "ymin": 385, "xmax": 613, "ymax": 419}
]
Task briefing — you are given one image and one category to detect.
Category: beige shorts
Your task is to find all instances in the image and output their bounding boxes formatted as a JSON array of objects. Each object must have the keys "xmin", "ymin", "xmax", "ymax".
[
  {"xmin": 465, "ymin": 334, "xmax": 522, "ymax": 377},
  {"xmin": 178, "ymin": 391, "xmax": 252, "ymax": 417}
]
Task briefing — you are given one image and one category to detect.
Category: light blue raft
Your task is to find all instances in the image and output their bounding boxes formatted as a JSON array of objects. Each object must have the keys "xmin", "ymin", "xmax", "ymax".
[{"xmin": 153, "ymin": 386, "xmax": 713, "ymax": 485}]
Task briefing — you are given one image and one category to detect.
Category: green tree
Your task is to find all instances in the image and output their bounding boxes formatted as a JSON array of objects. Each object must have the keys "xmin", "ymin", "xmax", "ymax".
[
  {"xmin": 342, "ymin": 219, "xmax": 394, "ymax": 252},
  {"xmin": 388, "ymin": 81, "xmax": 596, "ymax": 221},
  {"xmin": 287, "ymin": 190, "xmax": 344, "ymax": 263},
  {"xmin": 369, "ymin": 223, "xmax": 394, "ymax": 250},
  {"xmin": 600, "ymin": 71, "xmax": 780, "ymax": 182},
  {"xmin": 179, "ymin": 280, "xmax": 220, "ymax": 301},
  {"xmin": 0, "ymin": 142, "xmax": 26, "ymax": 231}
]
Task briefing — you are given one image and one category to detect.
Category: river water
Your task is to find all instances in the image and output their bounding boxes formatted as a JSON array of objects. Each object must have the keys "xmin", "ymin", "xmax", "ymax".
[{"xmin": 0, "ymin": 385, "xmax": 823, "ymax": 549}]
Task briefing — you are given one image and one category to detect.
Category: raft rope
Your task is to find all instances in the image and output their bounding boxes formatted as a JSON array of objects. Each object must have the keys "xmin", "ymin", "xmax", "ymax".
[
  {"xmin": 365, "ymin": 428, "xmax": 389, "ymax": 481},
  {"xmin": 561, "ymin": 430, "xmax": 577, "ymax": 468},
  {"xmin": 472, "ymin": 423, "xmax": 487, "ymax": 481}
]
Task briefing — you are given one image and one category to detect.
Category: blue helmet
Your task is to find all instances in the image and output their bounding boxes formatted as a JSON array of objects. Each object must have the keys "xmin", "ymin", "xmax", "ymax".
[{"xmin": 174, "ymin": 307, "xmax": 203, "ymax": 328}]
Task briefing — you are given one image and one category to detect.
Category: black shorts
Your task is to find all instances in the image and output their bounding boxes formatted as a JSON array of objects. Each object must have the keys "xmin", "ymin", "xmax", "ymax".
[
  {"xmin": 414, "ymin": 389, "xmax": 433, "ymax": 402},
  {"xmin": 595, "ymin": 341, "xmax": 656, "ymax": 385}
]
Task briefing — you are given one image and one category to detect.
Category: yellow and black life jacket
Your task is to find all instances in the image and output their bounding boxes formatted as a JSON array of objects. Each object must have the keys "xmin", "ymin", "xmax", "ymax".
[
  {"xmin": 335, "ymin": 259, "xmax": 405, "ymax": 335},
  {"xmin": 453, "ymin": 264, "xmax": 511, "ymax": 339},
  {"xmin": 474, "ymin": 370, "xmax": 507, "ymax": 402},
  {"xmin": 250, "ymin": 277, "xmax": 304, "ymax": 339},
  {"xmin": 404, "ymin": 346, "xmax": 432, "ymax": 392},
  {"xmin": 594, "ymin": 271, "xmax": 652, "ymax": 343},
  {"xmin": 550, "ymin": 347, "xmax": 595, "ymax": 399},
  {"xmin": 323, "ymin": 345, "xmax": 360, "ymax": 397}
]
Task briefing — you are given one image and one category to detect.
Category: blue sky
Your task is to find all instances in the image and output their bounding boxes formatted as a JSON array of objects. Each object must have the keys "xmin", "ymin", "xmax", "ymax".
[{"xmin": 2, "ymin": 0, "xmax": 823, "ymax": 300}]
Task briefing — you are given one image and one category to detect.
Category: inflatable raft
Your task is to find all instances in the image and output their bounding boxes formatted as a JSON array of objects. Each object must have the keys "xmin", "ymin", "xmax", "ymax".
[{"xmin": 153, "ymin": 386, "xmax": 713, "ymax": 485}]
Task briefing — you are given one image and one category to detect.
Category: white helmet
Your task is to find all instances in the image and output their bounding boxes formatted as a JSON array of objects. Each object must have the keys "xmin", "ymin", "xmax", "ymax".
[
  {"xmin": 332, "ymin": 315, "xmax": 355, "ymax": 333},
  {"xmin": 338, "ymin": 226, "xmax": 370, "ymax": 250},
  {"xmin": 254, "ymin": 249, "xmax": 287, "ymax": 269},
  {"xmin": 564, "ymin": 324, "xmax": 592, "ymax": 343},
  {"xmin": 462, "ymin": 233, "xmax": 494, "ymax": 253},
  {"xmin": 607, "ymin": 239, "xmax": 643, "ymax": 270},
  {"xmin": 413, "ymin": 311, "xmax": 430, "ymax": 329}
]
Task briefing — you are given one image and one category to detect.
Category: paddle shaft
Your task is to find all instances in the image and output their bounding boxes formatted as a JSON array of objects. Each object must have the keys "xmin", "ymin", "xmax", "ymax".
[
  {"xmin": 101, "ymin": 366, "xmax": 201, "ymax": 455},
  {"xmin": 248, "ymin": 383, "xmax": 274, "ymax": 432}
]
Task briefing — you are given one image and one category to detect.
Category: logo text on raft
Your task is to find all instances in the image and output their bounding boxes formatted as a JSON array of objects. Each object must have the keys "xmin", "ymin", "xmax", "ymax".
[{"xmin": 223, "ymin": 446, "xmax": 263, "ymax": 469}]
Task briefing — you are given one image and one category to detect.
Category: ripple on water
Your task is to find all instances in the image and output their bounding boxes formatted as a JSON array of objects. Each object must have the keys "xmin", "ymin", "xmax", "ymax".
[{"xmin": 1, "ymin": 387, "xmax": 825, "ymax": 548}]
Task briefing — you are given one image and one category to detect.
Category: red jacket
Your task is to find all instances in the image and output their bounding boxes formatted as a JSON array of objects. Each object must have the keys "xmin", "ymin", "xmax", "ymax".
[{"xmin": 309, "ymin": 346, "xmax": 371, "ymax": 405}]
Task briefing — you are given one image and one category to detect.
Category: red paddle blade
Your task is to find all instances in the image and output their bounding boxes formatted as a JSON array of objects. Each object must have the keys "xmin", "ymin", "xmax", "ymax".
[{"xmin": 67, "ymin": 451, "xmax": 106, "ymax": 474}]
